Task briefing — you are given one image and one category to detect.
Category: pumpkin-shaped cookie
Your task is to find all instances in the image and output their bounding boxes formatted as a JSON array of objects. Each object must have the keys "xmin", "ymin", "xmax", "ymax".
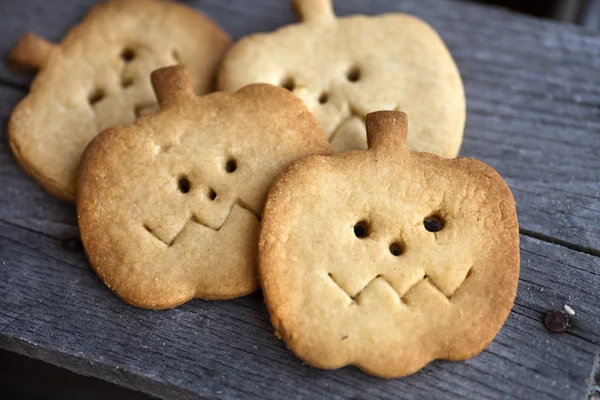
[
  {"xmin": 77, "ymin": 65, "xmax": 330, "ymax": 309},
  {"xmin": 218, "ymin": 0, "xmax": 465, "ymax": 156},
  {"xmin": 9, "ymin": 0, "xmax": 231, "ymax": 201},
  {"xmin": 260, "ymin": 111, "xmax": 519, "ymax": 377}
]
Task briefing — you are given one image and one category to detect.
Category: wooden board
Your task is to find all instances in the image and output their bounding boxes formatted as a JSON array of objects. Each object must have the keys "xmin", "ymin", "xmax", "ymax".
[
  {"xmin": 0, "ymin": 0, "xmax": 599, "ymax": 399},
  {"xmin": 1, "ymin": 218, "xmax": 599, "ymax": 400}
]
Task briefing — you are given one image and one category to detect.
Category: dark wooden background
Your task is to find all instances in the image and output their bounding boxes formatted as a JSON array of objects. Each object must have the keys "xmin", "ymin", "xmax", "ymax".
[{"xmin": 0, "ymin": 0, "xmax": 599, "ymax": 399}]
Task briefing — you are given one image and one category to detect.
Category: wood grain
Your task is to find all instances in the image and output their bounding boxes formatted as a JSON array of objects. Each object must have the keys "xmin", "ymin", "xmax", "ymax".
[{"xmin": 0, "ymin": 0, "xmax": 599, "ymax": 399}]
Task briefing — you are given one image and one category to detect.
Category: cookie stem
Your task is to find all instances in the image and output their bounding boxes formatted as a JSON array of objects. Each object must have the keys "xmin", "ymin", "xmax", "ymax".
[
  {"xmin": 292, "ymin": 0, "xmax": 335, "ymax": 23},
  {"xmin": 151, "ymin": 65, "xmax": 195, "ymax": 107},
  {"xmin": 366, "ymin": 111, "xmax": 408, "ymax": 152},
  {"xmin": 9, "ymin": 33, "xmax": 56, "ymax": 72}
]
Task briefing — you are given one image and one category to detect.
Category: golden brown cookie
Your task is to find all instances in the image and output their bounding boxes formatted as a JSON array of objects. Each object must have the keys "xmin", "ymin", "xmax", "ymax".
[
  {"xmin": 218, "ymin": 0, "xmax": 465, "ymax": 156},
  {"xmin": 260, "ymin": 111, "xmax": 519, "ymax": 377},
  {"xmin": 8, "ymin": 0, "xmax": 231, "ymax": 202},
  {"xmin": 77, "ymin": 65, "xmax": 331, "ymax": 310}
]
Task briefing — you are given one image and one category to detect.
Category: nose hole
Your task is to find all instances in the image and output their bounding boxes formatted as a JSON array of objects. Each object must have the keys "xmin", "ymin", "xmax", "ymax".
[
  {"xmin": 280, "ymin": 76, "xmax": 295, "ymax": 91},
  {"xmin": 121, "ymin": 48, "xmax": 136, "ymax": 62},
  {"xmin": 353, "ymin": 220, "xmax": 369, "ymax": 238},
  {"xmin": 225, "ymin": 158, "xmax": 237, "ymax": 173},
  {"xmin": 389, "ymin": 242, "xmax": 403, "ymax": 256},
  {"xmin": 207, "ymin": 188, "xmax": 217, "ymax": 201},
  {"xmin": 178, "ymin": 176, "xmax": 191, "ymax": 193},
  {"xmin": 318, "ymin": 92, "xmax": 329, "ymax": 104},
  {"xmin": 346, "ymin": 66, "xmax": 361, "ymax": 82}
]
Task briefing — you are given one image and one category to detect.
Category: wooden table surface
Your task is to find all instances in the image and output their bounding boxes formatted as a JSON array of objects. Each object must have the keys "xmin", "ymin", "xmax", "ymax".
[{"xmin": 1, "ymin": 0, "xmax": 599, "ymax": 399}]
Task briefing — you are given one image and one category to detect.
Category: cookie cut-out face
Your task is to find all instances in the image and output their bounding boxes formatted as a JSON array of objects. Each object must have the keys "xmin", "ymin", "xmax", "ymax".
[
  {"xmin": 219, "ymin": 0, "xmax": 465, "ymax": 156},
  {"xmin": 260, "ymin": 111, "xmax": 519, "ymax": 377},
  {"xmin": 77, "ymin": 66, "xmax": 330, "ymax": 310},
  {"xmin": 9, "ymin": 0, "xmax": 231, "ymax": 201}
]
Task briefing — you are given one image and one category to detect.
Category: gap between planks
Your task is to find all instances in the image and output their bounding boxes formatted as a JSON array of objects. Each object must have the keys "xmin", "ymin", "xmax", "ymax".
[{"xmin": 520, "ymin": 228, "xmax": 600, "ymax": 257}]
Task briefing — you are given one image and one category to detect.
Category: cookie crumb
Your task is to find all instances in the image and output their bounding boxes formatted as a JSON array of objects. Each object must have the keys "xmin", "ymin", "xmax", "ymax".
[{"xmin": 564, "ymin": 305, "xmax": 575, "ymax": 315}]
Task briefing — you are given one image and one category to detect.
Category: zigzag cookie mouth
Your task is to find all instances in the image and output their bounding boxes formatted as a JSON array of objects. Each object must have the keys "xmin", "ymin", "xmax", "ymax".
[
  {"xmin": 142, "ymin": 198, "xmax": 260, "ymax": 247},
  {"xmin": 327, "ymin": 268, "xmax": 473, "ymax": 306}
]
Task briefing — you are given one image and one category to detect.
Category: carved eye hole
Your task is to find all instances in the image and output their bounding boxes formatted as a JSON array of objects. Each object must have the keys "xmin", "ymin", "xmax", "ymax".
[
  {"xmin": 353, "ymin": 220, "xmax": 369, "ymax": 238},
  {"xmin": 178, "ymin": 176, "xmax": 191, "ymax": 194},
  {"xmin": 225, "ymin": 158, "xmax": 237, "ymax": 173},
  {"xmin": 346, "ymin": 66, "xmax": 361, "ymax": 82},
  {"xmin": 280, "ymin": 77, "xmax": 295, "ymax": 91},
  {"xmin": 121, "ymin": 48, "xmax": 136, "ymax": 62},
  {"xmin": 88, "ymin": 88, "xmax": 105, "ymax": 106},
  {"xmin": 424, "ymin": 214, "xmax": 445, "ymax": 232}
]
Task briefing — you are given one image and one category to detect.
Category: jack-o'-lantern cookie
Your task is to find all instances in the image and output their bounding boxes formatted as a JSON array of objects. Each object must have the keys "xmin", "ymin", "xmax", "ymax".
[
  {"xmin": 9, "ymin": 0, "xmax": 231, "ymax": 201},
  {"xmin": 77, "ymin": 65, "xmax": 330, "ymax": 309},
  {"xmin": 260, "ymin": 111, "xmax": 519, "ymax": 377},
  {"xmin": 218, "ymin": 0, "xmax": 465, "ymax": 156}
]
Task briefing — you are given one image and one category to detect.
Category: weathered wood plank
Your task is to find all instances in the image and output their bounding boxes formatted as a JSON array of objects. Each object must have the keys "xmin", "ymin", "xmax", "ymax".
[
  {"xmin": 0, "ymin": 0, "xmax": 600, "ymax": 399},
  {"xmin": 0, "ymin": 0, "xmax": 598, "ymax": 250},
  {"xmin": 0, "ymin": 219, "xmax": 598, "ymax": 400}
]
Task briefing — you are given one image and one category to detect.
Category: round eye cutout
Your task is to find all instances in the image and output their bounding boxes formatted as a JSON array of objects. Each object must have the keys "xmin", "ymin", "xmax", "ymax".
[
  {"xmin": 389, "ymin": 242, "xmax": 403, "ymax": 257},
  {"xmin": 225, "ymin": 158, "xmax": 237, "ymax": 173},
  {"xmin": 424, "ymin": 214, "xmax": 445, "ymax": 233},
  {"xmin": 318, "ymin": 92, "xmax": 329, "ymax": 104},
  {"xmin": 178, "ymin": 176, "xmax": 191, "ymax": 194},
  {"xmin": 354, "ymin": 220, "xmax": 369, "ymax": 239},
  {"xmin": 346, "ymin": 65, "xmax": 361, "ymax": 83}
]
